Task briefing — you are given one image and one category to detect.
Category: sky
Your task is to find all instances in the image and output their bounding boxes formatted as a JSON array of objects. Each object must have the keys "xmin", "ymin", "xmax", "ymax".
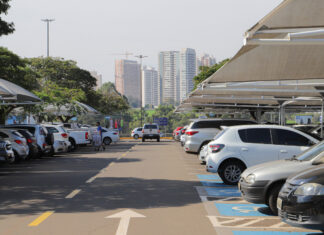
[{"xmin": 0, "ymin": 0, "xmax": 282, "ymax": 83}]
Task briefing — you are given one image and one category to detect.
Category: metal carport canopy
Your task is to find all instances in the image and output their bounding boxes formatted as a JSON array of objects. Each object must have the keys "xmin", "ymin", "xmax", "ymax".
[{"xmin": 204, "ymin": 0, "xmax": 324, "ymax": 85}]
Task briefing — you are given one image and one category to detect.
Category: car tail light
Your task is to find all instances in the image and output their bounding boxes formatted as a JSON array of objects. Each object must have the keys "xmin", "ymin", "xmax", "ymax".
[
  {"xmin": 43, "ymin": 143, "xmax": 47, "ymax": 148},
  {"xmin": 14, "ymin": 140, "xmax": 23, "ymax": 145},
  {"xmin": 27, "ymin": 139, "xmax": 33, "ymax": 143},
  {"xmin": 113, "ymin": 132, "xmax": 118, "ymax": 135},
  {"xmin": 186, "ymin": 131, "xmax": 199, "ymax": 136},
  {"xmin": 61, "ymin": 133, "xmax": 68, "ymax": 138},
  {"xmin": 176, "ymin": 132, "xmax": 179, "ymax": 135},
  {"xmin": 158, "ymin": 130, "xmax": 160, "ymax": 134},
  {"xmin": 181, "ymin": 129, "xmax": 186, "ymax": 134},
  {"xmin": 209, "ymin": 144, "xmax": 225, "ymax": 153},
  {"xmin": 142, "ymin": 130, "xmax": 144, "ymax": 133},
  {"xmin": 85, "ymin": 132, "xmax": 89, "ymax": 140},
  {"xmin": 6, "ymin": 144, "xmax": 11, "ymax": 150},
  {"xmin": 132, "ymin": 131, "xmax": 134, "ymax": 133}
]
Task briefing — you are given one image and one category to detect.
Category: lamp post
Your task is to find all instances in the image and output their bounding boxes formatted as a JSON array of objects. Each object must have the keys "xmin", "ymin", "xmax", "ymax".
[
  {"xmin": 135, "ymin": 54, "xmax": 148, "ymax": 126},
  {"xmin": 41, "ymin": 19, "xmax": 55, "ymax": 57}
]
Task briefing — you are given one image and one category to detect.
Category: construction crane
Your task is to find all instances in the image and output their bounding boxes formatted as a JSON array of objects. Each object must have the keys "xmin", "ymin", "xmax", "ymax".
[{"xmin": 108, "ymin": 51, "xmax": 133, "ymax": 59}]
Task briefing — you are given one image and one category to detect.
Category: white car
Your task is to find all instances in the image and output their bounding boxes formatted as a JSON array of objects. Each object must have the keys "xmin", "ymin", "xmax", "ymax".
[
  {"xmin": 206, "ymin": 125, "xmax": 319, "ymax": 185},
  {"xmin": 198, "ymin": 144, "xmax": 209, "ymax": 163},
  {"xmin": 43, "ymin": 124, "xmax": 71, "ymax": 153},
  {"xmin": 101, "ymin": 128, "xmax": 119, "ymax": 145},
  {"xmin": 131, "ymin": 127, "xmax": 143, "ymax": 139}
]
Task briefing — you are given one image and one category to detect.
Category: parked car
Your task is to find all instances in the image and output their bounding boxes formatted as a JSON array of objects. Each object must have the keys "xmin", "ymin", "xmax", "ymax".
[
  {"xmin": 142, "ymin": 123, "xmax": 160, "ymax": 142},
  {"xmin": 184, "ymin": 119, "xmax": 256, "ymax": 153},
  {"xmin": 177, "ymin": 125, "xmax": 188, "ymax": 143},
  {"xmin": 0, "ymin": 129, "xmax": 29, "ymax": 161},
  {"xmin": 198, "ymin": 143, "xmax": 210, "ymax": 163},
  {"xmin": 101, "ymin": 128, "xmax": 119, "ymax": 145},
  {"xmin": 173, "ymin": 127, "xmax": 183, "ymax": 139},
  {"xmin": 278, "ymin": 164, "xmax": 324, "ymax": 232},
  {"xmin": 0, "ymin": 138, "xmax": 14, "ymax": 163},
  {"xmin": 174, "ymin": 127, "xmax": 184, "ymax": 141},
  {"xmin": 206, "ymin": 125, "xmax": 318, "ymax": 185},
  {"xmin": 131, "ymin": 127, "xmax": 143, "ymax": 139},
  {"xmin": 64, "ymin": 128, "xmax": 90, "ymax": 150},
  {"xmin": 2, "ymin": 124, "xmax": 52, "ymax": 157},
  {"xmin": 15, "ymin": 129, "xmax": 39, "ymax": 159},
  {"xmin": 293, "ymin": 124, "xmax": 317, "ymax": 133},
  {"xmin": 239, "ymin": 141, "xmax": 324, "ymax": 215},
  {"xmin": 43, "ymin": 124, "xmax": 70, "ymax": 153}
]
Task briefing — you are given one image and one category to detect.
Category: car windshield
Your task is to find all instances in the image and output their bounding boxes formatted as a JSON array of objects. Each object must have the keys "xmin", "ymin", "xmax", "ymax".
[
  {"xmin": 297, "ymin": 141, "xmax": 324, "ymax": 161},
  {"xmin": 144, "ymin": 125, "xmax": 158, "ymax": 129}
]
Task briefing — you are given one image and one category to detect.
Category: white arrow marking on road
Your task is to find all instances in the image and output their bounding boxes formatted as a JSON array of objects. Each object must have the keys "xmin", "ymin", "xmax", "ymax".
[{"xmin": 106, "ymin": 209, "xmax": 145, "ymax": 235}]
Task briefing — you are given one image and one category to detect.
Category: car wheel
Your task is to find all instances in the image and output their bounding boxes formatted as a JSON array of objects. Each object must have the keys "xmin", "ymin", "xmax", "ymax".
[
  {"xmin": 13, "ymin": 150, "xmax": 20, "ymax": 163},
  {"xmin": 69, "ymin": 138, "xmax": 77, "ymax": 151},
  {"xmin": 267, "ymin": 183, "xmax": 283, "ymax": 215},
  {"xmin": 157, "ymin": 138, "xmax": 160, "ymax": 142},
  {"xmin": 219, "ymin": 161, "xmax": 245, "ymax": 185},
  {"xmin": 142, "ymin": 138, "xmax": 145, "ymax": 142},
  {"xmin": 103, "ymin": 137, "xmax": 112, "ymax": 145},
  {"xmin": 7, "ymin": 154, "xmax": 15, "ymax": 164},
  {"xmin": 134, "ymin": 134, "xmax": 139, "ymax": 139}
]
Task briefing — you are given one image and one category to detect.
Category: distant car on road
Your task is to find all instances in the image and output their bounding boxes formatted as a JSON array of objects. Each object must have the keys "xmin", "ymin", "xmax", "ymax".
[
  {"xmin": 142, "ymin": 123, "xmax": 160, "ymax": 142},
  {"xmin": 278, "ymin": 164, "xmax": 324, "ymax": 231},
  {"xmin": 240, "ymin": 141, "xmax": 324, "ymax": 215},
  {"xmin": 206, "ymin": 125, "xmax": 318, "ymax": 185},
  {"xmin": 131, "ymin": 127, "xmax": 143, "ymax": 139}
]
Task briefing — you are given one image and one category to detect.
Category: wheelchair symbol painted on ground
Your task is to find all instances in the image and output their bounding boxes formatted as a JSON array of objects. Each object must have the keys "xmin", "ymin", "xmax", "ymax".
[{"xmin": 232, "ymin": 205, "xmax": 260, "ymax": 213}]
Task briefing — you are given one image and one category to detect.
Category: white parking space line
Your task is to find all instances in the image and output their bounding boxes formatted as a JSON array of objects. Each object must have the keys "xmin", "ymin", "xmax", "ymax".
[
  {"xmin": 65, "ymin": 189, "xmax": 81, "ymax": 199},
  {"xmin": 86, "ymin": 176, "xmax": 97, "ymax": 184}
]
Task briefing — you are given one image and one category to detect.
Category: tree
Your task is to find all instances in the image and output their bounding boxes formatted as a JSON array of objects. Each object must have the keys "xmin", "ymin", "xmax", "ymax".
[
  {"xmin": 97, "ymin": 82, "xmax": 129, "ymax": 114},
  {"xmin": 193, "ymin": 59, "xmax": 230, "ymax": 89},
  {"xmin": 0, "ymin": 47, "xmax": 40, "ymax": 124},
  {"xmin": 0, "ymin": 0, "xmax": 14, "ymax": 36}
]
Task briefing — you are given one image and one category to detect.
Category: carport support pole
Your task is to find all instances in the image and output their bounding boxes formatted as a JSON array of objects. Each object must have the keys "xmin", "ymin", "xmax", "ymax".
[
  {"xmin": 321, "ymin": 99, "xmax": 324, "ymax": 139},
  {"xmin": 256, "ymin": 109, "xmax": 262, "ymax": 124},
  {"xmin": 279, "ymin": 105, "xmax": 285, "ymax": 126}
]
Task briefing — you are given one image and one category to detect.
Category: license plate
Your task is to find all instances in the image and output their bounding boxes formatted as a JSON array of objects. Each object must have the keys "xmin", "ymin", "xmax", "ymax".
[{"xmin": 277, "ymin": 198, "xmax": 283, "ymax": 210}]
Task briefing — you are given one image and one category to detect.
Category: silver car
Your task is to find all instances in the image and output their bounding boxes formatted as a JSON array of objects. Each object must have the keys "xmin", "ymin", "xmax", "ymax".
[
  {"xmin": 184, "ymin": 119, "xmax": 256, "ymax": 153},
  {"xmin": 239, "ymin": 141, "xmax": 324, "ymax": 215},
  {"xmin": 0, "ymin": 129, "xmax": 29, "ymax": 161}
]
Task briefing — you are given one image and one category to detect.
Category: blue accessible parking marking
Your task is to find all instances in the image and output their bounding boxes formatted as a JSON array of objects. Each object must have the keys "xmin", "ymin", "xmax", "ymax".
[
  {"xmin": 200, "ymin": 181, "xmax": 235, "ymax": 187},
  {"xmin": 205, "ymin": 188, "xmax": 241, "ymax": 197},
  {"xmin": 215, "ymin": 203, "xmax": 269, "ymax": 217},
  {"xmin": 197, "ymin": 174, "xmax": 221, "ymax": 180},
  {"xmin": 233, "ymin": 231, "xmax": 319, "ymax": 235}
]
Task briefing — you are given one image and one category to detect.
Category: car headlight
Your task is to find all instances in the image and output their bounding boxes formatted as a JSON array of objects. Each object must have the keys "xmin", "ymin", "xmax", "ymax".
[
  {"xmin": 245, "ymin": 174, "xmax": 256, "ymax": 184},
  {"xmin": 294, "ymin": 183, "xmax": 324, "ymax": 196}
]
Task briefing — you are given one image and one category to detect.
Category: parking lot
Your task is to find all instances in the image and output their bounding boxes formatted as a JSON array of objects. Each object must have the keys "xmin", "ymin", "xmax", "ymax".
[{"xmin": 0, "ymin": 140, "xmax": 320, "ymax": 235}]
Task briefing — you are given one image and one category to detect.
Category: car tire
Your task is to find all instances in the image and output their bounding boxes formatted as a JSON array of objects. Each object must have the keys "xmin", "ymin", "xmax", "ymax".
[
  {"xmin": 219, "ymin": 161, "xmax": 245, "ymax": 185},
  {"xmin": 267, "ymin": 183, "xmax": 283, "ymax": 215},
  {"xmin": 134, "ymin": 134, "xmax": 139, "ymax": 139},
  {"xmin": 13, "ymin": 150, "xmax": 20, "ymax": 163},
  {"xmin": 157, "ymin": 138, "xmax": 160, "ymax": 142},
  {"xmin": 142, "ymin": 138, "xmax": 145, "ymax": 142},
  {"xmin": 103, "ymin": 137, "xmax": 112, "ymax": 146},
  {"xmin": 7, "ymin": 154, "xmax": 15, "ymax": 164},
  {"xmin": 69, "ymin": 138, "xmax": 77, "ymax": 151}
]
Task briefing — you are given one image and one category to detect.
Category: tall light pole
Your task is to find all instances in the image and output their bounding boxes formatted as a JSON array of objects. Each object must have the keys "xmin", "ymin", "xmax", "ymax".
[
  {"xmin": 135, "ymin": 55, "xmax": 148, "ymax": 126},
  {"xmin": 41, "ymin": 19, "xmax": 55, "ymax": 57}
]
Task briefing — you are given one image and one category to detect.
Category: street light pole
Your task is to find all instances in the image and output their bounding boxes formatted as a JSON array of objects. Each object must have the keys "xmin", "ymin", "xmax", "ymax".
[
  {"xmin": 41, "ymin": 19, "xmax": 55, "ymax": 57},
  {"xmin": 135, "ymin": 54, "xmax": 148, "ymax": 126}
]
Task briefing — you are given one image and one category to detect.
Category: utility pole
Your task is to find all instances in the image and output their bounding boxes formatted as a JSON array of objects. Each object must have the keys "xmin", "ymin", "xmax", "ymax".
[
  {"xmin": 41, "ymin": 19, "xmax": 55, "ymax": 57},
  {"xmin": 135, "ymin": 54, "xmax": 148, "ymax": 126}
]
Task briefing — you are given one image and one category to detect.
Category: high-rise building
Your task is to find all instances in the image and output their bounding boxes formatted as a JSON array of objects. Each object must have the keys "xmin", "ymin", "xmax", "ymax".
[
  {"xmin": 197, "ymin": 54, "xmax": 217, "ymax": 70},
  {"xmin": 90, "ymin": 71, "xmax": 103, "ymax": 90},
  {"xmin": 115, "ymin": 59, "xmax": 141, "ymax": 107},
  {"xmin": 142, "ymin": 66, "xmax": 159, "ymax": 107},
  {"xmin": 180, "ymin": 48, "xmax": 196, "ymax": 102},
  {"xmin": 158, "ymin": 51, "xmax": 180, "ymax": 105}
]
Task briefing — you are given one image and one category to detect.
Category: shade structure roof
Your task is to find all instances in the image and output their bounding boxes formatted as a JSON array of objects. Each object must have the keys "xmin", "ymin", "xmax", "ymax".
[
  {"xmin": 44, "ymin": 101, "xmax": 100, "ymax": 116},
  {"xmin": 0, "ymin": 78, "xmax": 41, "ymax": 103}
]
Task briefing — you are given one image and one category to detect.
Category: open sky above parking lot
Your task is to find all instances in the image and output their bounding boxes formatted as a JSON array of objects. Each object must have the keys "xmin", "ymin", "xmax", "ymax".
[{"xmin": 0, "ymin": 0, "xmax": 281, "ymax": 83}]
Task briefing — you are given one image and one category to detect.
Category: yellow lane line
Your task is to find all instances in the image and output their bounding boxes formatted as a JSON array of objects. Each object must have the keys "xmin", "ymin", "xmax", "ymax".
[{"xmin": 28, "ymin": 211, "xmax": 54, "ymax": 227}]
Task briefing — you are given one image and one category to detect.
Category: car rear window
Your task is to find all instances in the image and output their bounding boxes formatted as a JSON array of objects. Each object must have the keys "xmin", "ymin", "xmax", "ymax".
[
  {"xmin": 238, "ymin": 128, "xmax": 272, "ymax": 144},
  {"xmin": 12, "ymin": 131, "xmax": 24, "ymax": 138},
  {"xmin": 0, "ymin": 132, "xmax": 9, "ymax": 138},
  {"xmin": 144, "ymin": 125, "xmax": 158, "ymax": 129},
  {"xmin": 191, "ymin": 121, "xmax": 220, "ymax": 129},
  {"xmin": 137, "ymin": 128, "xmax": 142, "ymax": 131},
  {"xmin": 46, "ymin": 127, "xmax": 59, "ymax": 134}
]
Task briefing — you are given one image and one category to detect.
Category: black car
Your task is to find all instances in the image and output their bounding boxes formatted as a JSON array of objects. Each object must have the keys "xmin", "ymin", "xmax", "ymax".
[
  {"xmin": 278, "ymin": 164, "xmax": 324, "ymax": 232},
  {"xmin": 15, "ymin": 129, "xmax": 39, "ymax": 159}
]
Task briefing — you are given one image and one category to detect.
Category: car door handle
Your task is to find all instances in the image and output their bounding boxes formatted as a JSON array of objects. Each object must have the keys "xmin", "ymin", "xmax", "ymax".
[
  {"xmin": 241, "ymin": 148, "xmax": 248, "ymax": 151},
  {"xmin": 280, "ymin": 150, "xmax": 288, "ymax": 153}
]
